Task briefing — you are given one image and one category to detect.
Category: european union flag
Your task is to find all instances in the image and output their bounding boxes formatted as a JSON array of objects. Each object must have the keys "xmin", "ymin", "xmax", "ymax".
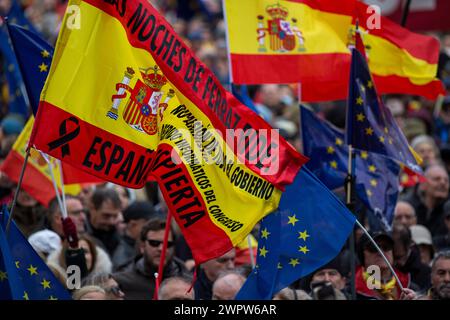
[
  {"xmin": 345, "ymin": 48, "xmax": 420, "ymax": 172},
  {"xmin": 235, "ymin": 168, "xmax": 355, "ymax": 300},
  {"xmin": 7, "ymin": 23, "xmax": 54, "ymax": 115},
  {"xmin": 0, "ymin": 207, "xmax": 71, "ymax": 300},
  {"xmin": 0, "ymin": 25, "xmax": 28, "ymax": 117},
  {"xmin": 301, "ymin": 106, "xmax": 401, "ymax": 230}
]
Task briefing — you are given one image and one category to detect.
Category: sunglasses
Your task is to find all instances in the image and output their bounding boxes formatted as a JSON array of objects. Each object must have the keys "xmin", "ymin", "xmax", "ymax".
[
  {"xmin": 105, "ymin": 286, "xmax": 122, "ymax": 296},
  {"xmin": 146, "ymin": 239, "xmax": 174, "ymax": 248}
]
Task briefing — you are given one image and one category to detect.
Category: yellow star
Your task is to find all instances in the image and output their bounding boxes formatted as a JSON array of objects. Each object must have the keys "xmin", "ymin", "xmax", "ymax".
[
  {"xmin": 15, "ymin": 89, "xmax": 21, "ymax": 97},
  {"xmin": 369, "ymin": 165, "xmax": 376, "ymax": 173},
  {"xmin": 23, "ymin": 291, "xmax": 29, "ymax": 300},
  {"xmin": 41, "ymin": 278, "xmax": 51, "ymax": 289},
  {"xmin": 261, "ymin": 228, "xmax": 270, "ymax": 239},
  {"xmin": 335, "ymin": 138, "xmax": 343, "ymax": 146},
  {"xmin": 277, "ymin": 262, "xmax": 283, "ymax": 269},
  {"xmin": 356, "ymin": 113, "xmax": 365, "ymax": 122},
  {"xmin": 356, "ymin": 96, "xmax": 364, "ymax": 105},
  {"xmin": 289, "ymin": 258, "xmax": 300, "ymax": 267},
  {"xmin": 367, "ymin": 81, "xmax": 373, "ymax": 89},
  {"xmin": 27, "ymin": 265, "xmax": 38, "ymax": 276},
  {"xmin": 259, "ymin": 246, "xmax": 269, "ymax": 257},
  {"xmin": 38, "ymin": 63, "xmax": 48, "ymax": 72},
  {"xmin": 298, "ymin": 245, "xmax": 310, "ymax": 254},
  {"xmin": 379, "ymin": 136, "xmax": 385, "ymax": 143},
  {"xmin": 327, "ymin": 146, "xmax": 335, "ymax": 154},
  {"xmin": 298, "ymin": 230, "xmax": 310, "ymax": 241},
  {"xmin": 0, "ymin": 270, "xmax": 7, "ymax": 281},
  {"xmin": 49, "ymin": 296, "xmax": 58, "ymax": 300},
  {"xmin": 370, "ymin": 179, "xmax": 378, "ymax": 187},
  {"xmin": 388, "ymin": 138, "xmax": 393, "ymax": 145},
  {"xmin": 287, "ymin": 214, "xmax": 299, "ymax": 226},
  {"xmin": 15, "ymin": 261, "xmax": 20, "ymax": 269},
  {"xmin": 367, "ymin": 189, "xmax": 373, "ymax": 197},
  {"xmin": 384, "ymin": 127, "xmax": 389, "ymax": 134},
  {"xmin": 41, "ymin": 50, "xmax": 50, "ymax": 58},
  {"xmin": 330, "ymin": 161, "xmax": 338, "ymax": 169},
  {"xmin": 360, "ymin": 151, "xmax": 369, "ymax": 159},
  {"xmin": 365, "ymin": 127, "xmax": 374, "ymax": 135}
]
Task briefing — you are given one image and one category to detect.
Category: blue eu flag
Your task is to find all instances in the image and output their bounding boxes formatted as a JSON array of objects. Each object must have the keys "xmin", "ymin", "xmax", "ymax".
[
  {"xmin": 301, "ymin": 106, "xmax": 401, "ymax": 230},
  {"xmin": 0, "ymin": 207, "xmax": 71, "ymax": 300},
  {"xmin": 235, "ymin": 168, "xmax": 355, "ymax": 300},
  {"xmin": 7, "ymin": 23, "xmax": 54, "ymax": 116},
  {"xmin": 345, "ymin": 49, "xmax": 420, "ymax": 172},
  {"xmin": 0, "ymin": 25, "xmax": 28, "ymax": 117}
]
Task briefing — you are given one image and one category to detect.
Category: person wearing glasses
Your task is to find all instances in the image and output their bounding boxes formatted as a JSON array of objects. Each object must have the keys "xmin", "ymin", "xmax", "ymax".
[
  {"xmin": 194, "ymin": 248, "xmax": 236, "ymax": 300},
  {"xmin": 112, "ymin": 218, "xmax": 188, "ymax": 300},
  {"xmin": 82, "ymin": 272, "xmax": 125, "ymax": 300}
]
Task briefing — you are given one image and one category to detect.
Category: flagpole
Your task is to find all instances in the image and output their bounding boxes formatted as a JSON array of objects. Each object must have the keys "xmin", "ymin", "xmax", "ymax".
[
  {"xmin": 40, "ymin": 152, "xmax": 67, "ymax": 219},
  {"xmin": 153, "ymin": 211, "xmax": 172, "ymax": 300},
  {"xmin": 5, "ymin": 148, "xmax": 31, "ymax": 234},
  {"xmin": 401, "ymin": 0, "xmax": 412, "ymax": 26},
  {"xmin": 355, "ymin": 219, "xmax": 405, "ymax": 292},
  {"xmin": 345, "ymin": 144, "xmax": 357, "ymax": 300},
  {"xmin": 57, "ymin": 159, "xmax": 68, "ymax": 218},
  {"xmin": 246, "ymin": 235, "xmax": 255, "ymax": 267}
]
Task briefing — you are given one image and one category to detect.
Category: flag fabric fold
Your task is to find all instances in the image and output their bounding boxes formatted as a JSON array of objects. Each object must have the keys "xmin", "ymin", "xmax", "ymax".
[
  {"xmin": 28, "ymin": 0, "xmax": 308, "ymax": 263},
  {"xmin": 0, "ymin": 206, "xmax": 71, "ymax": 300},
  {"xmin": 301, "ymin": 106, "xmax": 400, "ymax": 230},
  {"xmin": 223, "ymin": 0, "xmax": 445, "ymax": 102},
  {"xmin": 7, "ymin": 23, "xmax": 54, "ymax": 116},
  {"xmin": 345, "ymin": 48, "xmax": 421, "ymax": 173},
  {"xmin": 235, "ymin": 167, "xmax": 355, "ymax": 300}
]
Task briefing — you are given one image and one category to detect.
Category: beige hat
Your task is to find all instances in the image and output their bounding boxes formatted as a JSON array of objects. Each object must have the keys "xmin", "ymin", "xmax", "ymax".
[{"xmin": 410, "ymin": 225, "xmax": 433, "ymax": 246}]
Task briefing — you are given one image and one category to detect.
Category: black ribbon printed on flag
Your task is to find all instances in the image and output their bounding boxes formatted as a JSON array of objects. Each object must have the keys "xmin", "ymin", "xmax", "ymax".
[{"xmin": 47, "ymin": 116, "xmax": 80, "ymax": 157}]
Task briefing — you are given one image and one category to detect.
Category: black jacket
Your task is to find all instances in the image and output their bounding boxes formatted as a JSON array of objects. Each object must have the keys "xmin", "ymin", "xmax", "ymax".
[
  {"xmin": 112, "ymin": 234, "xmax": 137, "ymax": 271},
  {"xmin": 397, "ymin": 245, "xmax": 431, "ymax": 292},
  {"xmin": 194, "ymin": 269, "xmax": 213, "ymax": 300},
  {"xmin": 404, "ymin": 192, "xmax": 449, "ymax": 237},
  {"xmin": 112, "ymin": 256, "xmax": 188, "ymax": 300}
]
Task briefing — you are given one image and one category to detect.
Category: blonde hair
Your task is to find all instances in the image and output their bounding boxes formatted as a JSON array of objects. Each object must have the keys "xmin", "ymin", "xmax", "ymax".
[{"xmin": 72, "ymin": 285, "xmax": 106, "ymax": 300}]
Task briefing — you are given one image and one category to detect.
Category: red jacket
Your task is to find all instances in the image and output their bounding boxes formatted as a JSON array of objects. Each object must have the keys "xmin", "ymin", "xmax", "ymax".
[{"xmin": 355, "ymin": 266, "xmax": 410, "ymax": 300}]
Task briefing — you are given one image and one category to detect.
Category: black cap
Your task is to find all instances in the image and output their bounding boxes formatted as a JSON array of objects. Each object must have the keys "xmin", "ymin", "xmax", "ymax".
[
  {"xmin": 357, "ymin": 231, "xmax": 394, "ymax": 266},
  {"xmin": 123, "ymin": 201, "xmax": 155, "ymax": 223}
]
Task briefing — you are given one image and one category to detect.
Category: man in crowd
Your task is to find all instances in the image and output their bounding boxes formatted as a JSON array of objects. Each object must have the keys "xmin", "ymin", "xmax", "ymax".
[
  {"xmin": 194, "ymin": 248, "xmax": 236, "ymax": 300},
  {"xmin": 112, "ymin": 218, "xmax": 188, "ymax": 299},
  {"xmin": 158, "ymin": 276, "xmax": 195, "ymax": 300},
  {"xmin": 393, "ymin": 201, "xmax": 417, "ymax": 228},
  {"xmin": 212, "ymin": 271, "xmax": 246, "ymax": 300},
  {"xmin": 404, "ymin": 165, "xmax": 450, "ymax": 237},
  {"xmin": 429, "ymin": 250, "xmax": 450, "ymax": 300},
  {"xmin": 86, "ymin": 188, "xmax": 122, "ymax": 256},
  {"xmin": 112, "ymin": 201, "xmax": 156, "ymax": 271}
]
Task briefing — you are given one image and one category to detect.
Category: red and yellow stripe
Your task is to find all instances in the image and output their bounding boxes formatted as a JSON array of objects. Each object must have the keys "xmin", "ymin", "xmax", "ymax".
[{"xmin": 225, "ymin": 0, "xmax": 445, "ymax": 101}]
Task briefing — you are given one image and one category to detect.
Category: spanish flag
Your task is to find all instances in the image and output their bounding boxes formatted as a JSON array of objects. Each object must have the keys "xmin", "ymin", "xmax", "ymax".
[
  {"xmin": 29, "ymin": 0, "xmax": 307, "ymax": 263},
  {"xmin": 0, "ymin": 118, "xmax": 93, "ymax": 206},
  {"xmin": 224, "ymin": 0, "xmax": 445, "ymax": 102}
]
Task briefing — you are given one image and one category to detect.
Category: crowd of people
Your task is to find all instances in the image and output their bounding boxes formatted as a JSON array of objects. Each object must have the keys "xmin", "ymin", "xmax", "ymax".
[{"xmin": 0, "ymin": 0, "xmax": 450, "ymax": 300}]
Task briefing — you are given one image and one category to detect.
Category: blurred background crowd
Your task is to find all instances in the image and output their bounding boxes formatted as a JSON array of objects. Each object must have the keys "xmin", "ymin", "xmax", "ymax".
[{"xmin": 0, "ymin": 0, "xmax": 449, "ymax": 300}]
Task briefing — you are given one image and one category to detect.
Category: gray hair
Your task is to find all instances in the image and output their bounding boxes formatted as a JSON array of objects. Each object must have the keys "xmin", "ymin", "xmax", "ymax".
[{"xmin": 431, "ymin": 250, "xmax": 450, "ymax": 271}]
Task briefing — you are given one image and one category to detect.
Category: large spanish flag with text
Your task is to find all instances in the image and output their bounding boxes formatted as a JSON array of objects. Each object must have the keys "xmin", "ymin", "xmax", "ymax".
[
  {"xmin": 29, "ymin": 0, "xmax": 307, "ymax": 263},
  {"xmin": 224, "ymin": 0, "xmax": 445, "ymax": 102},
  {"xmin": 0, "ymin": 118, "xmax": 91, "ymax": 206}
]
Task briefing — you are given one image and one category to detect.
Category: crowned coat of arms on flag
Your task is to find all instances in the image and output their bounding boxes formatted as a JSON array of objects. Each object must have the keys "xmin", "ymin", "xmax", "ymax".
[
  {"xmin": 256, "ymin": 3, "xmax": 306, "ymax": 53},
  {"xmin": 106, "ymin": 65, "xmax": 175, "ymax": 135}
]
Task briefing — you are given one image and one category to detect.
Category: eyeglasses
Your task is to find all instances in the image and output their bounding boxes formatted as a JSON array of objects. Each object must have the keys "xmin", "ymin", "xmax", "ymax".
[
  {"xmin": 146, "ymin": 239, "xmax": 174, "ymax": 248},
  {"xmin": 105, "ymin": 285, "xmax": 123, "ymax": 296}
]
